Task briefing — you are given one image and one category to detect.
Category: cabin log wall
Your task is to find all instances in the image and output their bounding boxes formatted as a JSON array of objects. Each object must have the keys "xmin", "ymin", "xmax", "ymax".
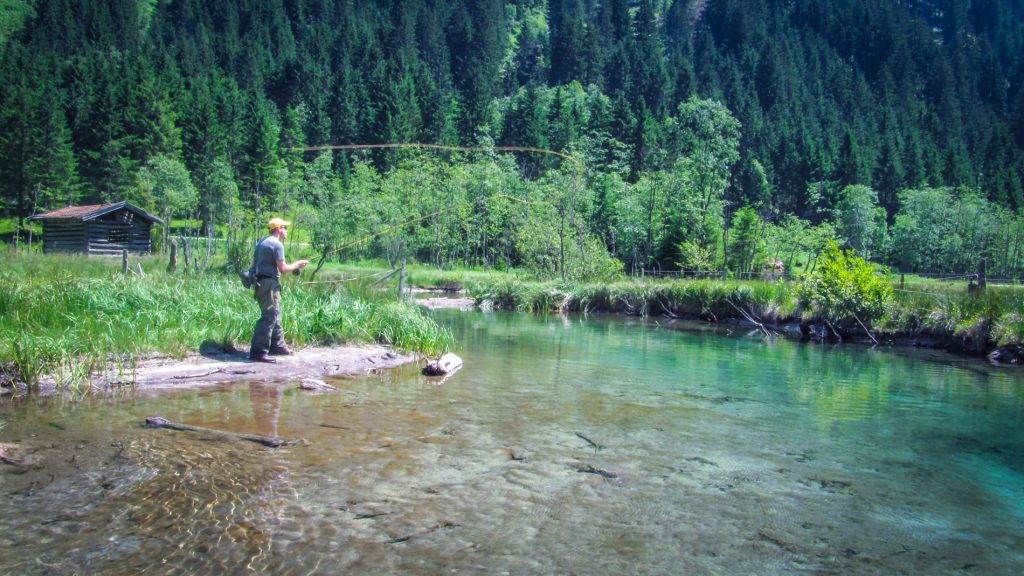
[
  {"xmin": 33, "ymin": 202, "xmax": 161, "ymax": 256},
  {"xmin": 40, "ymin": 221, "xmax": 87, "ymax": 253},
  {"xmin": 41, "ymin": 216, "xmax": 154, "ymax": 255},
  {"xmin": 84, "ymin": 214, "xmax": 153, "ymax": 255}
]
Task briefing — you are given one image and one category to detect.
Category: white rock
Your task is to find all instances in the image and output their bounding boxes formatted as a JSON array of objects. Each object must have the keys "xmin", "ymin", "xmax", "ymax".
[
  {"xmin": 422, "ymin": 353, "xmax": 463, "ymax": 376},
  {"xmin": 299, "ymin": 378, "xmax": 337, "ymax": 392}
]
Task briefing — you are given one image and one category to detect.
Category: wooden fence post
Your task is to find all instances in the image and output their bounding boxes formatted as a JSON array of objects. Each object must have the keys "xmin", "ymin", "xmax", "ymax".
[
  {"xmin": 978, "ymin": 258, "xmax": 987, "ymax": 292},
  {"xmin": 122, "ymin": 249, "xmax": 129, "ymax": 274},
  {"xmin": 167, "ymin": 239, "xmax": 178, "ymax": 273},
  {"xmin": 182, "ymin": 238, "xmax": 191, "ymax": 269},
  {"xmin": 398, "ymin": 258, "xmax": 407, "ymax": 300}
]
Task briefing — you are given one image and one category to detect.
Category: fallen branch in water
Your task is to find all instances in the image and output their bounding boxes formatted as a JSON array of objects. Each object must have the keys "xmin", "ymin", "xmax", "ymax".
[
  {"xmin": 824, "ymin": 320, "xmax": 842, "ymax": 342},
  {"xmin": 144, "ymin": 416, "xmax": 299, "ymax": 448},
  {"xmin": 854, "ymin": 314, "xmax": 879, "ymax": 346},
  {"xmin": 569, "ymin": 462, "xmax": 618, "ymax": 479},
  {"xmin": 574, "ymin": 431, "xmax": 605, "ymax": 451},
  {"xmin": 655, "ymin": 295, "xmax": 679, "ymax": 319},
  {"xmin": 725, "ymin": 298, "xmax": 772, "ymax": 338}
]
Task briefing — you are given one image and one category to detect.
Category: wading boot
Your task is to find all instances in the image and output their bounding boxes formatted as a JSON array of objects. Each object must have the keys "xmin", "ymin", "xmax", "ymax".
[
  {"xmin": 250, "ymin": 353, "xmax": 277, "ymax": 364},
  {"xmin": 269, "ymin": 346, "xmax": 295, "ymax": 356}
]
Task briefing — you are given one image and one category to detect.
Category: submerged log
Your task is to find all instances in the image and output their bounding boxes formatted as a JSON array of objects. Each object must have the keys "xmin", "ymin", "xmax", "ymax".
[
  {"xmin": 144, "ymin": 416, "xmax": 298, "ymax": 448},
  {"xmin": 422, "ymin": 353, "xmax": 463, "ymax": 377},
  {"xmin": 575, "ymin": 431, "xmax": 605, "ymax": 451}
]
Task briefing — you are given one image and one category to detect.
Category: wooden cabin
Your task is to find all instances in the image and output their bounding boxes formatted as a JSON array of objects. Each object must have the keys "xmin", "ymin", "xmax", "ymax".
[{"xmin": 30, "ymin": 202, "xmax": 164, "ymax": 255}]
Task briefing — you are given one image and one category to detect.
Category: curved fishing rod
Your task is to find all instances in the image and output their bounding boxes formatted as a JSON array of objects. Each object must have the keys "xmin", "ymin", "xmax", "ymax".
[
  {"xmin": 288, "ymin": 142, "xmax": 582, "ymax": 166},
  {"xmin": 305, "ymin": 192, "xmax": 558, "ymax": 280},
  {"xmin": 288, "ymin": 142, "xmax": 584, "ymax": 280}
]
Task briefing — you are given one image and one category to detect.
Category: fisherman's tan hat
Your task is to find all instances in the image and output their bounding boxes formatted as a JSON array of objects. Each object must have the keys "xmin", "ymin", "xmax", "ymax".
[{"xmin": 268, "ymin": 217, "xmax": 291, "ymax": 231}]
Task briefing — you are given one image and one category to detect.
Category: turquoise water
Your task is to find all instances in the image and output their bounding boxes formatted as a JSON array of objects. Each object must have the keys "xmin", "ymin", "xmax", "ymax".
[{"xmin": 1, "ymin": 310, "xmax": 1023, "ymax": 574}]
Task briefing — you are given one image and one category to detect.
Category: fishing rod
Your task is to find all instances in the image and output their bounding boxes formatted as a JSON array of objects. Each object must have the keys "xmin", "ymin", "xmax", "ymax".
[
  {"xmin": 288, "ymin": 142, "xmax": 582, "ymax": 166},
  {"xmin": 284, "ymin": 142, "xmax": 584, "ymax": 281},
  {"xmin": 304, "ymin": 192, "xmax": 558, "ymax": 280}
]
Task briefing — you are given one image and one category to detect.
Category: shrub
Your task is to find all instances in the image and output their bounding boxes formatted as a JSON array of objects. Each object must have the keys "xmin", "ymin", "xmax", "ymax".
[{"xmin": 796, "ymin": 241, "xmax": 893, "ymax": 329}]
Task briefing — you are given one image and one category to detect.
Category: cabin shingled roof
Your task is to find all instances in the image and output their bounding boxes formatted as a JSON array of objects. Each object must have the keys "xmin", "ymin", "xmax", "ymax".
[{"xmin": 31, "ymin": 202, "xmax": 164, "ymax": 224}]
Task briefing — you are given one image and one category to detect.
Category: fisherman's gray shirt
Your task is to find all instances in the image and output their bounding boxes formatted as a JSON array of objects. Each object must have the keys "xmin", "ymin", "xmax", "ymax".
[{"xmin": 253, "ymin": 236, "xmax": 286, "ymax": 279}]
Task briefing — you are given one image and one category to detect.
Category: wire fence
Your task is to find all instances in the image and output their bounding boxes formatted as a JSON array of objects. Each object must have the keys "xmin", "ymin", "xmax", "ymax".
[
  {"xmin": 637, "ymin": 268, "xmax": 1024, "ymax": 287},
  {"xmin": 637, "ymin": 269, "xmax": 791, "ymax": 281},
  {"xmin": 896, "ymin": 271, "xmax": 1022, "ymax": 286}
]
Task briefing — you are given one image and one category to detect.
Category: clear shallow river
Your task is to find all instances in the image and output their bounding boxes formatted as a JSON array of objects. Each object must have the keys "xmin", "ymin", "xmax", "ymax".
[{"xmin": 2, "ymin": 310, "xmax": 1023, "ymax": 575}]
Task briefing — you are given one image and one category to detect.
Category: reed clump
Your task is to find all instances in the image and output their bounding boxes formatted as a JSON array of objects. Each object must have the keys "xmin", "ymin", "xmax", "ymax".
[{"xmin": 0, "ymin": 252, "xmax": 452, "ymax": 390}]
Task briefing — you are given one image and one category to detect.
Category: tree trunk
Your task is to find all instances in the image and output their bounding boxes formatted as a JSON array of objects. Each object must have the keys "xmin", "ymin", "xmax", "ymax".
[
  {"xmin": 558, "ymin": 210, "xmax": 566, "ymax": 281},
  {"xmin": 204, "ymin": 209, "xmax": 213, "ymax": 269}
]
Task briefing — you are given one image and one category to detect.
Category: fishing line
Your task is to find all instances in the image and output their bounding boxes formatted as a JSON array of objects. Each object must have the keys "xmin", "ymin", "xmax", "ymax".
[
  {"xmin": 302, "ymin": 192, "xmax": 560, "ymax": 281},
  {"xmin": 298, "ymin": 271, "xmax": 390, "ymax": 285},
  {"xmin": 284, "ymin": 143, "xmax": 584, "ymax": 281},
  {"xmin": 288, "ymin": 142, "xmax": 582, "ymax": 166}
]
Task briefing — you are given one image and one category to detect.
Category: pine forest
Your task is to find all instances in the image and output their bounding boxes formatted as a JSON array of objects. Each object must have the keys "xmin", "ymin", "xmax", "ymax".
[{"xmin": 3, "ymin": 0, "xmax": 1024, "ymax": 279}]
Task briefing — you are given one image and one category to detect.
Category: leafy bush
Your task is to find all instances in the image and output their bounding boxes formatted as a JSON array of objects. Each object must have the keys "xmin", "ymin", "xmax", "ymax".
[{"xmin": 796, "ymin": 241, "xmax": 893, "ymax": 328}]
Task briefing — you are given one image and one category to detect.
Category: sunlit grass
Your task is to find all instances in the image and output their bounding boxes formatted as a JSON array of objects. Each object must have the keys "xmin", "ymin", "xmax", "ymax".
[
  {"xmin": 886, "ymin": 283, "xmax": 1024, "ymax": 344},
  {"xmin": 0, "ymin": 251, "xmax": 452, "ymax": 389},
  {"xmin": 459, "ymin": 275, "xmax": 798, "ymax": 321},
  {"xmin": 406, "ymin": 264, "xmax": 532, "ymax": 292}
]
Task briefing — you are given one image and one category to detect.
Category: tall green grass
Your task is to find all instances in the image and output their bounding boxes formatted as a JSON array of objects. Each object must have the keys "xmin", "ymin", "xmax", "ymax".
[
  {"xmin": 405, "ymin": 264, "xmax": 531, "ymax": 292},
  {"xmin": 0, "ymin": 251, "xmax": 452, "ymax": 389},
  {"xmin": 464, "ymin": 276, "xmax": 798, "ymax": 321},
  {"xmin": 886, "ymin": 284, "xmax": 1024, "ymax": 345}
]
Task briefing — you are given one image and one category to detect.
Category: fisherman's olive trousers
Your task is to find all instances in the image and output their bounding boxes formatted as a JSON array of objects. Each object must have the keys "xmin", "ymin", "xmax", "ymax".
[{"xmin": 250, "ymin": 278, "xmax": 287, "ymax": 355}]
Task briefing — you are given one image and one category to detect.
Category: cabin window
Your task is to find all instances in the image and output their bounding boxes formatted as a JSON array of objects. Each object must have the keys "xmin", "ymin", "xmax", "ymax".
[{"xmin": 108, "ymin": 227, "xmax": 130, "ymax": 244}]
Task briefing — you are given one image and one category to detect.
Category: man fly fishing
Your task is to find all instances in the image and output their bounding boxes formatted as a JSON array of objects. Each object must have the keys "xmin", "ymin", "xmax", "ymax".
[{"xmin": 249, "ymin": 217, "xmax": 310, "ymax": 363}]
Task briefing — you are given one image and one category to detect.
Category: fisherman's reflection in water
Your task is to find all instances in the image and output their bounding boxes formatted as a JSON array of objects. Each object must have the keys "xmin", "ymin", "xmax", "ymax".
[{"xmin": 249, "ymin": 382, "xmax": 283, "ymax": 438}]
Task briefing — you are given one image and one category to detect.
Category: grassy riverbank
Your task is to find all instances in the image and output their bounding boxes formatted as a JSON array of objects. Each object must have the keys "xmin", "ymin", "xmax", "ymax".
[
  {"xmin": 452, "ymin": 274, "xmax": 1024, "ymax": 353},
  {"xmin": 465, "ymin": 276, "xmax": 797, "ymax": 319},
  {"xmin": 0, "ymin": 252, "xmax": 452, "ymax": 389},
  {"xmin": 886, "ymin": 281, "xmax": 1024, "ymax": 350}
]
